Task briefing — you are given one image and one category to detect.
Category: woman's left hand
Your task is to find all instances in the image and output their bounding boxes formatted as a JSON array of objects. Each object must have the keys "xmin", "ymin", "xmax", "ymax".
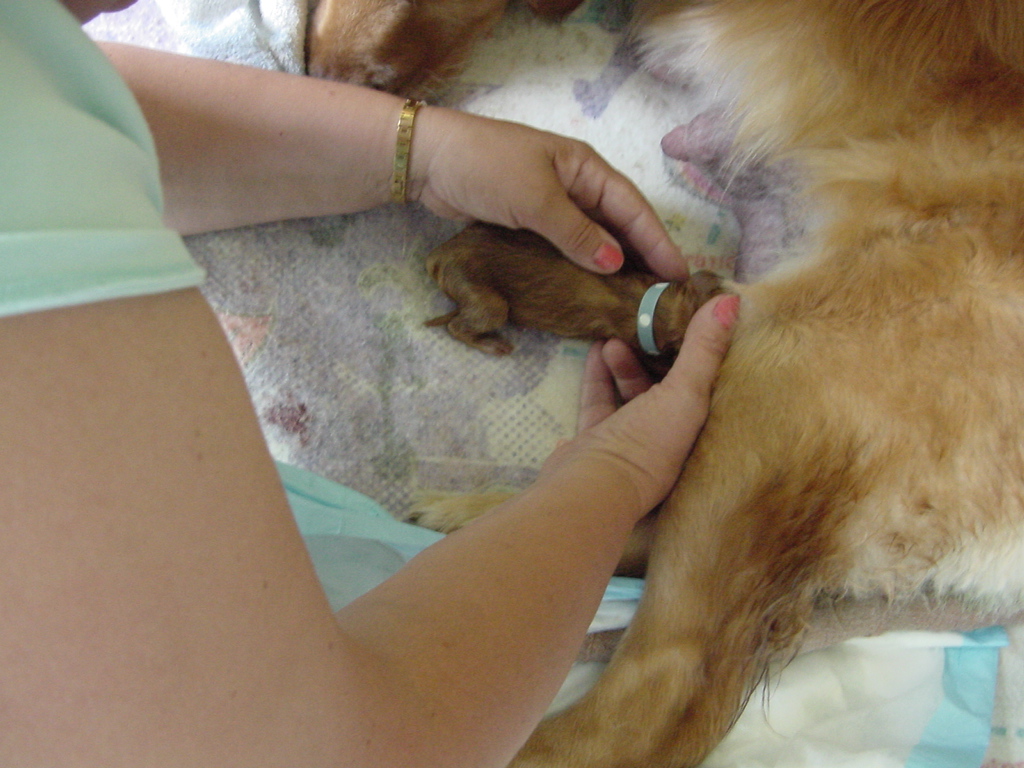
[{"xmin": 409, "ymin": 106, "xmax": 690, "ymax": 280}]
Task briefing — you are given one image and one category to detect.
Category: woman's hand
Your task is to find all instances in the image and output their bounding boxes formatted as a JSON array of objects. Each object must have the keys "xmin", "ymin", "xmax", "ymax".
[
  {"xmin": 409, "ymin": 106, "xmax": 690, "ymax": 280},
  {"xmin": 541, "ymin": 293, "xmax": 740, "ymax": 516}
]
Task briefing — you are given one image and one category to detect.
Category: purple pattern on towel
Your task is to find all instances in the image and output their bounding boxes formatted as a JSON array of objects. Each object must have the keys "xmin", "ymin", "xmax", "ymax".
[
  {"xmin": 570, "ymin": 0, "xmax": 635, "ymax": 118},
  {"xmin": 573, "ymin": 40, "xmax": 639, "ymax": 119}
]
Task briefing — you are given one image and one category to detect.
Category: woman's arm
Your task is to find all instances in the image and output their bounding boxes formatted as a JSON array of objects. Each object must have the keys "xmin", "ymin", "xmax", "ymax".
[
  {"xmin": 0, "ymin": 288, "xmax": 732, "ymax": 768},
  {"xmin": 100, "ymin": 43, "xmax": 689, "ymax": 278},
  {"xmin": 101, "ymin": 43, "xmax": 404, "ymax": 234}
]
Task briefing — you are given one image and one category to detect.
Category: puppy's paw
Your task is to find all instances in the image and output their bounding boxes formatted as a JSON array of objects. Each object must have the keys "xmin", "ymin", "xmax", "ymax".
[
  {"xmin": 462, "ymin": 333, "xmax": 514, "ymax": 357},
  {"xmin": 406, "ymin": 491, "xmax": 517, "ymax": 532},
  {"xmin": 425, "ymin": 313, "xmax": 515, "ymax": 356}
]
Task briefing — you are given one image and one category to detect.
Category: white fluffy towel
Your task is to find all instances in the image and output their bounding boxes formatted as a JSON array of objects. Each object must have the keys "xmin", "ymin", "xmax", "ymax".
[{"xmin": 155, "ymin": 0, "xmax": 307, "ymax": 73}]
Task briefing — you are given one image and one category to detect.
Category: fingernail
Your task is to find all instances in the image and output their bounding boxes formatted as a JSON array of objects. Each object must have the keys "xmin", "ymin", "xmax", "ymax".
[
  {"xmin": 594, "ymin": 242, "xmax": 624, "ymax": 272},
  {"xmin": 712, "ymin": 294, "xmax": 741, "ymax": 329}
]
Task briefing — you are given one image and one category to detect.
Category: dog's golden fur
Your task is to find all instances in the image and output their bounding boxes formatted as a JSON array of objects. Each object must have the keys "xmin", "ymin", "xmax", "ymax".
[{"xmin": 414, "ymin": 1, "xmax": 1024, "ymax": 766}]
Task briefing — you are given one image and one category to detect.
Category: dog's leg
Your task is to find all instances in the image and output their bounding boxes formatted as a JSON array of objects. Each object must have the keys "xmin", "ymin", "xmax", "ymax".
[
  {"xmin": 406, "ymin": 490, "xmax": 518, "ymax": 531},
  {"xmin": 511, "ymin": 493, "xmax": 828, "ymax": 768},
  {"xmin": 509, "ymin": 362, "xmax": 852, "ymax": 768}
]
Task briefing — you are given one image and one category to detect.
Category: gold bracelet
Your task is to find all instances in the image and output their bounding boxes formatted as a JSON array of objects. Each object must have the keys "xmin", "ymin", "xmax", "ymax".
[{"xmin": 390, "ymin": 99, "xmax": 424, "ymax": 204}]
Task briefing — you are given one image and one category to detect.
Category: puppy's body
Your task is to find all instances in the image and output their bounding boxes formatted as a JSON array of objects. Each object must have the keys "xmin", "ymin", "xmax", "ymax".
[
  {"xmin": 419, "ymin": 1, "xmax": 1024, "ymax": 766},
  {"xmin": 426, "ymin": 223, "xmax": 722, "ymax": 361}
]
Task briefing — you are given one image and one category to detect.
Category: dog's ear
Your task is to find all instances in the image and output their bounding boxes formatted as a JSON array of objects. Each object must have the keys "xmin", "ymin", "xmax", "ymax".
[
  {"xmin": 307, "ymin": 0, "xmax": 508, "ymax": 97},
  {"xmin": 307, "ymin": 0, "xmax": 414, "ymax": 86}
]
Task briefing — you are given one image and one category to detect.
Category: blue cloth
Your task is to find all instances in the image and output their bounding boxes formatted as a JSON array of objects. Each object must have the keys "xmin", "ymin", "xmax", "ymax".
[
  {"xmin": 279, "ymin": 461, "xmax": 645, "ymax": 611},
  {"xmin": 907, "ymin": 627, "xmax": 1007, "ymax": 768},
  {"xmin": 280, "ymin": 462, "xmax": 443, "ymax": 610}
]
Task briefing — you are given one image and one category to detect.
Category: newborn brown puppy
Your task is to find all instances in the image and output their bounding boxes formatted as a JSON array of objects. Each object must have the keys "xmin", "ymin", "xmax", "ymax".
[{"xmin": 425, "ymin": 222, "xmax": 723, "ymax": 367}]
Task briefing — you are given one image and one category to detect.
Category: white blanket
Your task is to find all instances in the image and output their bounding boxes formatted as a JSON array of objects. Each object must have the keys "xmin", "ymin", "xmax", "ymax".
[{"xmin": 155, "ymin": 0, "xmax": 307, "ymax": 73}]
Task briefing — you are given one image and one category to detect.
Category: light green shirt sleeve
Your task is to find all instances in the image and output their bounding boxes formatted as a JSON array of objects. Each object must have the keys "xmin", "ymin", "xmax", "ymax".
[{"xmin": 0, "ymin": 0, "xmax": 204, "ymax": 318}]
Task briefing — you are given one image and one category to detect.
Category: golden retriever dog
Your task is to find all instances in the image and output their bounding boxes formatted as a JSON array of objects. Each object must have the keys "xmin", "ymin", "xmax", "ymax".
[
  {"xmin": 413, "ymin": 1, "xmax": 1024, "ymax": 765},
  {"xmin": 306, "ymin": 0, "xmax": 584, "ymax": 97}
]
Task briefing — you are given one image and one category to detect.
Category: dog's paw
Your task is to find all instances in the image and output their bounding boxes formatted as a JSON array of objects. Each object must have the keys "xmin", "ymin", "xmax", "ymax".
[{"xmin": 405, "ymin": 491, "xmax": 517, "ymax": 532}]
